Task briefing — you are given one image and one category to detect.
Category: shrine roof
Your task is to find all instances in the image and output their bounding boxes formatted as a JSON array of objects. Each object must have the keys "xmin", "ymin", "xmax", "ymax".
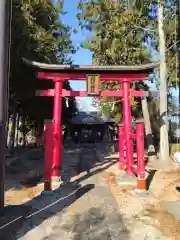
[
  {"xmin": 22, "ymin": 58, "xmax": 159, "ymax": 74},
  {"xmin": 100, "ymin": 115, "xmax": 116, "ymax": 123},
  {"xmin": 72, "ymin": 112, "xmax": 104, "ymax": 125}
]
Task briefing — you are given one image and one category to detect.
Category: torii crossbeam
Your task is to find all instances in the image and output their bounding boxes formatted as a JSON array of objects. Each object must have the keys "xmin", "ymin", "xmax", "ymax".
[{"xmin": 23, "ymin": 58, "xmax": 158, "ymax": 191}]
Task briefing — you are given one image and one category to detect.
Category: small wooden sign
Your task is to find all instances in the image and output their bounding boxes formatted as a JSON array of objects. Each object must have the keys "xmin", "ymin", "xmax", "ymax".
[{"xmin": 86, "ymin": 74, "xmax": 100, "ymax": 95}]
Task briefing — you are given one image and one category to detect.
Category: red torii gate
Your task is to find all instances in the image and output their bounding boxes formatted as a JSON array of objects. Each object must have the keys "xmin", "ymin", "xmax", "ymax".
[{"xmin": 23, "ymin": 58, "xmax": 158, "ymax": 191}]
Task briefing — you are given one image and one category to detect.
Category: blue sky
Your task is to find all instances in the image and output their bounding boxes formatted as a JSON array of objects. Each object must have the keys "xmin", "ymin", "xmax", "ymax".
[
  {"xmin": 62, "ymin": 0, "xmax": 96, "ymax": 111},
  {"xmin": 54, "ymin": 0, "xmax": 178, "ymax": 109}
]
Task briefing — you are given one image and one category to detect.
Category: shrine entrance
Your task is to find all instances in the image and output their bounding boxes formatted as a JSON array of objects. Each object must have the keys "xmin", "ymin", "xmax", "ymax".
[
  {"xmin": 23, "ymin": 58, "xmax": 158, "ymax": 192},
  {"xmin": 70, "ymin": 112, "xmax": 106, "ymax": 143}
]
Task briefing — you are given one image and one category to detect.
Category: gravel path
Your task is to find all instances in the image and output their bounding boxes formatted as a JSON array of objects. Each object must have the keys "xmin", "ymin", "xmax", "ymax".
[
  {"xmin": 16, "ymin": 182, "xmax": 128, "ymax": 239},
  {"xmin": 13, "ymin": 143, "xmax": 128, "ymax": 240}
]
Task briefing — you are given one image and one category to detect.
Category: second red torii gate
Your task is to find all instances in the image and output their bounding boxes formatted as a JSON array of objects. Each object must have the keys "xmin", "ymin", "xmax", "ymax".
[{"xmin": 23, "ymin": 58, "xmax": 158, "ymax": 189}]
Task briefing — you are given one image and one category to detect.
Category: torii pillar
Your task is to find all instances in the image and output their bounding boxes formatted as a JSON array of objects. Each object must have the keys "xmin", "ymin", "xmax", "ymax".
[
  {"xmin": 52, "ymin": 80, "xmax": 63, "ymax": 178},
  {"xmin": 22, "ymin": 58, "xmax": 159, "ymax": 192}
]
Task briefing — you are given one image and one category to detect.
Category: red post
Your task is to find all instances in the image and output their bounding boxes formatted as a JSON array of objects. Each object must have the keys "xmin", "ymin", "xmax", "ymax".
[
  {"xmin": 121, "ymin": 79, "xmax": 133, "ymax": 176},
  {"xmin": 52, "ymin": 80, "xmax": 63, "ymax": 177},
  {"xmin": 44, "ymin": 121, "xmax": 53, "ymax": 191},
  {"xmin": 136, "ymin": 123, "xmax": 146, "ymax": 190},
  {"xmin": 119, "ymin": 125, "xmax": 125, "ymax": 171}
]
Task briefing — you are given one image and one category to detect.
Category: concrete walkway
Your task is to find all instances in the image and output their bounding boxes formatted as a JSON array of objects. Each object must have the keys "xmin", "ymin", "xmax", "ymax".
[{"xmin": 15, "ymin": 172, "xmax": 128, "ymax": 240}]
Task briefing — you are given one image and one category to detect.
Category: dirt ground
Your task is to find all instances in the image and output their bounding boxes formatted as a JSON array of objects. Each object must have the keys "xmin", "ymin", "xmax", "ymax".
[
  {"xmin": 5, "ymin": 147, "xmax": 45, "ymax": 206},
  {"xmin": 4, "ymin": 142, "xmax": 112, "ymax": 206},
  {"xmin": 104, "ymin": 161, "xmax": 180, "ymax": 240},
  {"xmin": 3, "ymin": 144, "xmax": 180, "ymax": 239}
]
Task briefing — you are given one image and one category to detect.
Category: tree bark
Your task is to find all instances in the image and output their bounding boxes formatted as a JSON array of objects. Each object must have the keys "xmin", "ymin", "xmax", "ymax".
[
  {"xmin": 7, "ymin": 115, "xmax": 11, "ymax": 147},
  {"xmin": 141, "ymin": 97, "xmax": 157, "ymax": 161},
  {"xmin": 7, "ymin": 100, "xmax": 17, "ymax": 151},
  {"xmin": 14, "ymin": 112, "xmax": 19, "ymax": 147},
  {"xmin": 0, "ymin": 0, "xmax": 11, "ymax": 214},
  {"xmin": 21, "ymin": 115, "xmax": 26, "ymax": 147},
  {"xmin": 158, "ymin": 1, "xmax": 170, "ymax": 164}
]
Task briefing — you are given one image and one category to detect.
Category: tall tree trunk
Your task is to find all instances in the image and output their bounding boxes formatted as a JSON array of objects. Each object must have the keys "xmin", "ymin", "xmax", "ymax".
[
  {"xmin": 21, "ymin": 115, "xmax": 26, "ymax": 147},
  {"xmin": 141, "ymin": 97, "xmax": 157, "ymax": 161},
  {"xmin": 7, "ymin": 100, "xmax": 17, "ymax": 151},
  {"xmin": 5, "ymin": 113, "xmax": 10, "ymax": 146},
  {"xmin": 7, "ymin": 115, "xmax": 11, "ymax": 147},
  {"xmin": 18, "ymin": 115, "xmax": 23, "ymax": 146},
  {"xmin": 14, "ymin": 112, "xmax": 19, "ymax": 147},
  {"xmin": 158, "ymin": 1, "xmax": 170, "ymax": 164}
]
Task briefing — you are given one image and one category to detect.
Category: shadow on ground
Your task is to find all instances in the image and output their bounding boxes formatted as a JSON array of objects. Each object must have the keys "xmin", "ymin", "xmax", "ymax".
[
  {"xmin": 0, "ymin": 184, "xmax": 95, "ymax": 239},
  {"xmin": 61, "ymin": 142, "xmax": 118, "ymax": 184},
  {"xmin": 146, "ymin": 169, "xmax": 157, "ymax": 190},
  {"xmin": 5, "ymin": 147, "xmax": 44, "ymax": 191},
  {"xmin": 2, "ymin": 142, "xmax": 119, "ymax": 239},
  {"xmin": 40, "ymin": 207, "xmax": 129, "ymax": 240},
  {"xmin": 71, "ymin": 207, "xmax": 129, "ymax": 240},
  {"xmin": 5, "ymin": 142, "xmax": 117, "ymax": 189}
]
